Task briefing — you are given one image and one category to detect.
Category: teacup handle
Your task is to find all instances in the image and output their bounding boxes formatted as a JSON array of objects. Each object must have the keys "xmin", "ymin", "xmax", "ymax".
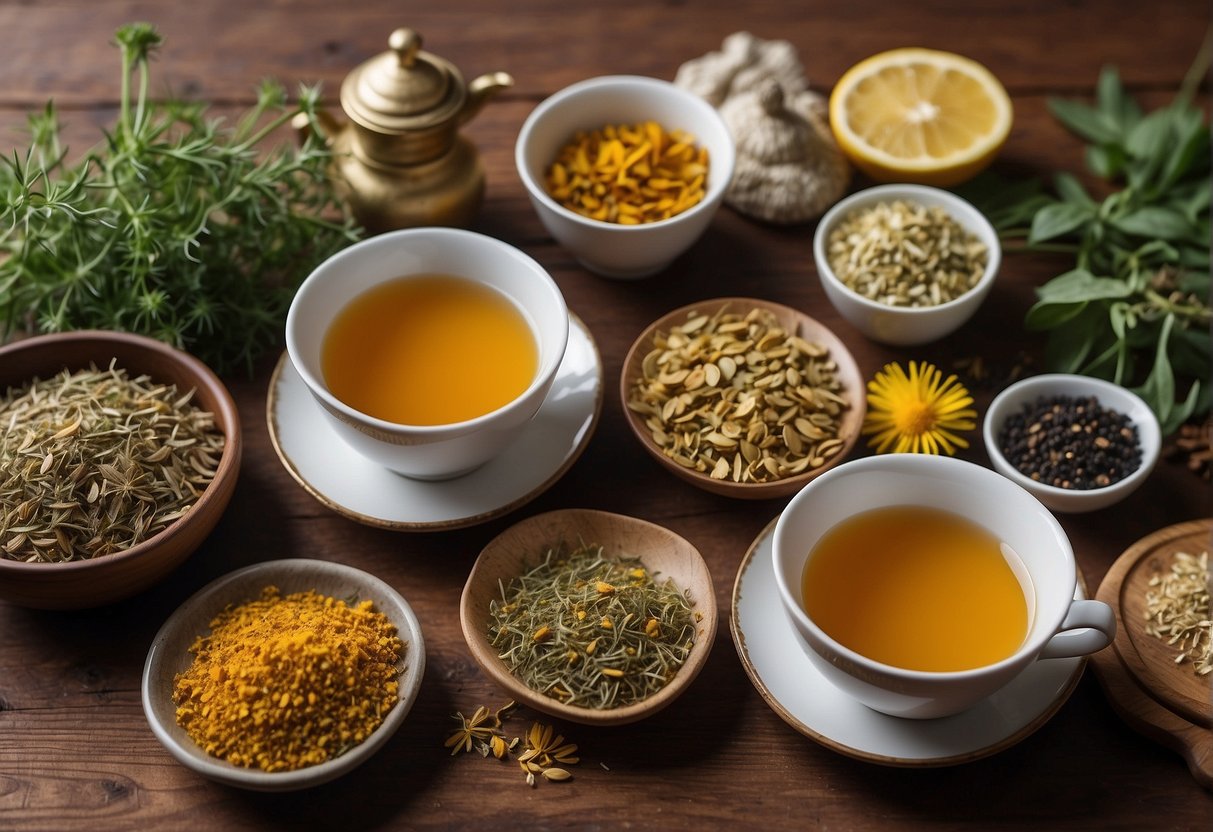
[{"xmin": 1038, "ymin": 599, "xmax": 1116, "ymax": 660}]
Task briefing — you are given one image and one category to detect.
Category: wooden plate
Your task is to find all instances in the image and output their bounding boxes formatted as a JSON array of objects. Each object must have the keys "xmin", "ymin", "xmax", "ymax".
[{"xmin": 1090, "ymin": 518, "xmax": 1212, "ymax": 790}]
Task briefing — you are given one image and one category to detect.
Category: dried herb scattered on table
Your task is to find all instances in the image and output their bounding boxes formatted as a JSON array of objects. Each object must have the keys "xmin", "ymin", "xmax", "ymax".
[
  {"xmin": 961, "ymin": 48, "xmax": 1210, "ymax": 434},
  {"xmin": 488, "ymin": 543, "xmax": 698, "ymax": 709},
  {"xmin": 0, "ymin": 23, "xmax": 360, "ymax": 373}
]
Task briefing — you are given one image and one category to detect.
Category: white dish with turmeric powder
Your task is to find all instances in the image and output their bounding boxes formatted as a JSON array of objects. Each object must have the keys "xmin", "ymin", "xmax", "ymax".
[{"xmin": 141, "ymin": 559, "xmax": 425, "ymax": 791}]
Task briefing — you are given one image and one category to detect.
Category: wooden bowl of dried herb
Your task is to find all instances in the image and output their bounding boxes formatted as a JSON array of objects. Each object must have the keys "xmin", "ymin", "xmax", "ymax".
[
  {"xmin": 620, "ymin": 297, "xmax": 866, "ymax": 500},
  {"xmin": 0, "ymin": 330, "xmax": 242, "ymax": 609},
  {"xmin": 460, "ymin": 508, "xmax": 718, "ymax": 726}
]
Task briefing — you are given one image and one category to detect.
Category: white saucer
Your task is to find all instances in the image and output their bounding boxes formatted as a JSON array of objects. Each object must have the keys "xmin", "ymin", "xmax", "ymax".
[
  {"xmin": 731, "ymin": 517, "xmax": 1087, "ymax": 766},
  {"xmin": 266, "ymin": 315, "xmax": 602, "ymax": 531}
]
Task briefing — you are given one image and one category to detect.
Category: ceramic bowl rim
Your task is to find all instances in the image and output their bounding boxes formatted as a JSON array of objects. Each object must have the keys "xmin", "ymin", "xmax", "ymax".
[
  {"xmin": 618, "ymin": 297, "xmax": 866, "ymax": 499},
  {"xmin": 284, "ymin": 227, "xmax": 569, "ymax": 438},
  {"xmin": 141, "ymin": 558, "xmax": 426, "ymax": 791},
  {"xmin": 514, "ymin": 74, "xmax": 737, "ymax": 234},
  {"xmin": 459, "ymin": 507, "xmax": 718, "ymax": 726},
  {"xmin": 981, "ymin": 373, "xmax": 1162, "ymax": 501},
  {"xmin": 812, "ymin": 183, "xmax": 1002, "ymax": 315},
  {"xmin": 0, "ymin": 329, "xmax": 241, "ymax": 578}
]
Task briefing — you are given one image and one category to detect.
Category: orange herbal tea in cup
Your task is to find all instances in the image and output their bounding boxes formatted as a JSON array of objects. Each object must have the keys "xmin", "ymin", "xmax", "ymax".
[
  {"xmin": 321, "ymin": 274, "xmax": 538, "ymax": 426},
  {"xmin": 801, "ymin": 505, "xmax": 1029, "ymax": 672}
]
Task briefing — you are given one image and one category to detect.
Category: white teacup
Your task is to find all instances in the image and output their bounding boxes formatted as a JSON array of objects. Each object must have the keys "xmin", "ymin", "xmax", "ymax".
[
  {"xmin": 772, "ymin": 454, "xmax": 1115, "ymax": 719},
  {"xmin": 285, "ymin": 228, "xmax": 569, "ymax": 480}
]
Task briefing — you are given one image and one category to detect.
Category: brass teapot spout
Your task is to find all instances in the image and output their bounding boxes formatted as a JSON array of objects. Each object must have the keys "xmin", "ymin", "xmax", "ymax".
[
  {"xmin": 303, "ymin": 27, "xmax": 513, "ymax": 233},
  {"xmin": 461, "ymin": 71, "xmax": 514, "ymax": 126}
]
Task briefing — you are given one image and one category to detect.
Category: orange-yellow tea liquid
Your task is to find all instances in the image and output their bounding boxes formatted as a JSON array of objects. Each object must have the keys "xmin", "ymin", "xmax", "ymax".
[
  {"xmin": 321, "ymin": 274, "xmax": 537, "ymax": 426},
  {"xmin": 801, "ymin": 505, "xmax": 1029, "ymax": 672}
]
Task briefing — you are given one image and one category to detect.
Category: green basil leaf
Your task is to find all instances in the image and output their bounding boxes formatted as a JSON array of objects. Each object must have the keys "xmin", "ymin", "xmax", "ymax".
[
  {"xmin": 1174, "ymin": 177, "xmax": 1212, "ymax": 222},
  {"xmin": 1029, "ymin": 202, "xmax": 1092, "ymax": 243},
  {"xmin": 1025, "ymin": 299, "xmax": 1088, "ymax": 331},
  {"xmin": 1158, "ymin": 112, "xmax": 1210, "ymax": 191},
  {"xmin": 1125, "ymin": 108, "xmax": 1177, "ymax": 161},
  {"xmin": 1170, "ymin": 325, "xmax": 1212, "ymax": 378},
  {"xmin": 1132, "ymin": 314, "xmax": 1177, "ymax": 425},
  {"xmin": 1034, "ymin": 268, "xmax": 1133, "ymax": 303},
  {"xmin": 1096, "ymin": 65, "xmax": 1142, "ymax": 133},
  {"xmin": 1108, "ymin": 301, "xmax": 1130, "ymax": 340},
  {"xmin": 1159, "ymin": 379, "xmax": 1200, "ymax": 435},
  {"xmin": 1053, "ymin": 172, "xmax": 1096, "ymax": 208},
  {"xmin": 1177, "ymin": 266, "xmax": 1210, "ymax": 296},
  {"xmin": 1081, "ymin": 338, "xmax": 1126, "ymax": 380},
  {"xmin": 1112, "ymin": 206, "xmax": 1192, "ymax": 240},
  {"xmin": 1043, "ymin": 305, "xmax": 1103, "ymax": 373},
  {"xmin": 1085, "ymin": 144, "xmax": 1125, "ymax": 178},
  {"xmin": 1048, "ymin": 97, "xmax": 1121, "ymax": 145}
]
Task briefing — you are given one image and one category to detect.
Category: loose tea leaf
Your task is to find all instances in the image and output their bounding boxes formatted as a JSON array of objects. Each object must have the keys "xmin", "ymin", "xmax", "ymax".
[
  {"xmin": 488, "ymin": 544, "xmax": 697, "ymax": 709},
  {"xmin": 0, "ymin": 23, "xmax": 360, "ymax": 373},
  {"xmin": 0, "ymin": 363, "xmax": 225, "ymax": 562}
]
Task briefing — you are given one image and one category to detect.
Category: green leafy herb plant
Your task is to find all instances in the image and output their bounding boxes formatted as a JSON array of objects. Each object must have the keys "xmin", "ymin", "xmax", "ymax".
[
  {"xmin": 969, "ymin": 49, "xmax": 1210, "ymax": 434},
  {"xmin": 0, "ymin": 23, "xmax": 360, "ymax": 373}
]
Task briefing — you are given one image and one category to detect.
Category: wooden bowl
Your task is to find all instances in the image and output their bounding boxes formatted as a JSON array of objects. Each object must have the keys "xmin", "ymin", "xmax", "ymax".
[
  {"xmin": 0, "ymin": 331, "xmax": 242, "ymax": 608},
  {"xmin": 142, "ymin": 558, "xmax": 425, "ymax": 791},
  {"xmin": 620, "ymin": 298, "xmax": 866, "ymax": 499},
  {"xmin": 460, "ymin": 508, "xmax": 717, "ymax": 726}
]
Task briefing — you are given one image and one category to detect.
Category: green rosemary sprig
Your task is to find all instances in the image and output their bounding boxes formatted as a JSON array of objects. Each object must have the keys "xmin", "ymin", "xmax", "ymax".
[
  {"xmin": 0, "ymin": 22, "xmax": 360, "ymax": 373},
  {"xmin": 488, "ymin": 543, "xmax": 697, "ymax": 710}
]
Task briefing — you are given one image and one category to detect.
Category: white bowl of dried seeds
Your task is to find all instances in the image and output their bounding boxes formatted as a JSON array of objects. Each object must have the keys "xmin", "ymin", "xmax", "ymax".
[{"xmin": 812, "ymin": 184, "xmax": 1001, "ymax": 346}]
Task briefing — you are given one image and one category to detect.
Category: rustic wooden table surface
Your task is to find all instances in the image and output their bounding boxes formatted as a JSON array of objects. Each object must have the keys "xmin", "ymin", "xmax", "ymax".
[{"xmin": 1, "ymin": 1, "xmax": 1210, "ymax": 829}]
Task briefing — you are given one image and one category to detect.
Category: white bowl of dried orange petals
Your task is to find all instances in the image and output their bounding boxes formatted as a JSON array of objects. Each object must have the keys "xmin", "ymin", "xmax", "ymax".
[{"xmin": 515, "ymin": 75, "xmax": 735, "ymax": 279}]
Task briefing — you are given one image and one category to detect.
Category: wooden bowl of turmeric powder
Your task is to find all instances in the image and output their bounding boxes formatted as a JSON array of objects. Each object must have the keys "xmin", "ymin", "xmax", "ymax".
[{"xmin": 141, "ymin": 558, "xmax": 425, "ymax": 791}]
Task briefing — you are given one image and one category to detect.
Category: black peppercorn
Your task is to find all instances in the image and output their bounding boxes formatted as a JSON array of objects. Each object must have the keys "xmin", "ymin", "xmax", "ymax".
[{"xmin": 997, "ymin": 394, "xmax": 1142, "ymax": 490}]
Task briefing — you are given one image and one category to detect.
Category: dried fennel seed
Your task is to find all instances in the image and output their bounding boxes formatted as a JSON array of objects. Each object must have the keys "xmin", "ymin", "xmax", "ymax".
[
  {"xmin": 826, "ymin": 199, "xmax": 988, "ymax": 308},
  {"xmin": 444, "ymin": 701, "xmax": 579, "ymax": 788},
  {"xmin": 0, "ymin": 363, "xmax": 225, "ymax": 562},
  {"xmin": 1144, "ymin": 550, "xmax": 1212, "ymax": 676},
  {"xmin": 488, "ymin": 544, "xmax": 697, "ymax": 709},
  {"xmin": 545, "ymin": 121, "xmax": 709, "ymax": 224},
  {"xmin": 627, "ymin": 306, "xmax": 849, "ymax": 483}
]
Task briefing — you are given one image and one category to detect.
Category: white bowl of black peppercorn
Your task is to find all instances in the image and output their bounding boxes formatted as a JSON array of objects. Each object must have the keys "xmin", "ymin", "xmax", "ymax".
[{"xmin": 983, "ymin": 374, "xmax": 1161, "ymax": 513}]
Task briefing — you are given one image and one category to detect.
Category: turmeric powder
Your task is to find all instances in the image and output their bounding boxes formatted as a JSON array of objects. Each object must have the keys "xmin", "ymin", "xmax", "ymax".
[{"xmin": 172, "ymin": 586, "xmax": 404, "ymax": 772}]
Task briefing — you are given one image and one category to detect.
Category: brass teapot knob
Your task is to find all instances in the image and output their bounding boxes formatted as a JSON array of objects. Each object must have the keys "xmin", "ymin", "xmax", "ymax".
[{"xmin": 389, "ymin": 28, "xmax": 421, "ymax": 69}]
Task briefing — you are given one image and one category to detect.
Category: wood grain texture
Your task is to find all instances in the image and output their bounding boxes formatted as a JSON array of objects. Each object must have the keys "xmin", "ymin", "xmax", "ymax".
[{"xmin": 1, "ymin": 1, "xmax": 1212, "ymax": 829}]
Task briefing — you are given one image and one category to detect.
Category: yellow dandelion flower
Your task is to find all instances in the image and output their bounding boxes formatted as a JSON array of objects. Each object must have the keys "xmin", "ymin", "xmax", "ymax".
[{"xmin": 862, "ymin": 361, "xmax": 976, "ymax": 455}]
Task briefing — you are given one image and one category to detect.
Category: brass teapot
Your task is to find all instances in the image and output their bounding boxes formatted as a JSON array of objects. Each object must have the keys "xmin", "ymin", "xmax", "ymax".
[{"xmin": 306, "ymin": 27, "xmax": 513, "ymax": 233}]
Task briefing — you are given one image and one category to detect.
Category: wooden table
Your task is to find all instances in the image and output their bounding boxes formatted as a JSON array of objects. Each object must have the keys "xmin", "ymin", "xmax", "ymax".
[{"xmin": 1, "ymin": 1, "xmax": 1210, "ymax": 829}]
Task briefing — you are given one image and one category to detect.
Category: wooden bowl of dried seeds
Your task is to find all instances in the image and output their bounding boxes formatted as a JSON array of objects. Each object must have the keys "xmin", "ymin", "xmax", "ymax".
[
  {"xmin": 0, "ymin": 330, "xmax": 241, "ymax": 608},
  {"xmin": 460, "ymin": 508, "xmax": 717, "ymax": 726},
  {"xmin": 620, "ymin": 298, "xmax": 866, "ymax": 499}
]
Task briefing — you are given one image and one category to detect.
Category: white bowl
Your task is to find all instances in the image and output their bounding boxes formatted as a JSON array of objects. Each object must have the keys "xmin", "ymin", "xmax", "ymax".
[
  {"xmin": 515, "ymin": 75, "xmax": 736, "ymax": 279},
  {"xmin": 812, "ymin": 184, "xmax": 1001, "ymax": 345},
  {"xmin": 142, "ymin": 559, "xmax": 425, "ymax": 791},
  {"xmin": 983, "ymin": 374, "xmax": 1161, "ymax": 513},
  {"xmin": 286, "ymin": 228, "xmax": 569, "ymax": 480}
]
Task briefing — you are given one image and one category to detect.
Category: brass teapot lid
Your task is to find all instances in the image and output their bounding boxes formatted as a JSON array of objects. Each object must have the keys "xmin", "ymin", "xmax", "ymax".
[{"xmin": 341, "ymin": 28, "xmax": 467, "ymax": 134}]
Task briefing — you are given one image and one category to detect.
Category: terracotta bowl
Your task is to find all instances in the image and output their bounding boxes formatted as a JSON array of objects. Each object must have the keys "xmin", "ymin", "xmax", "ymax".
[
  {"xmin": 142, "ymin": 558, "xmax": 425, "ymax": 791},
  {"xmin": 620, "ymin": 298, "xmax": 866, "ymax": 500},
  {"xmin": 0, "ymin": 331, "xmax": 242, "ymax": 608},
  {"xmin": 460, "ymin": 508, "xmax": 717, "ymax": 726}
]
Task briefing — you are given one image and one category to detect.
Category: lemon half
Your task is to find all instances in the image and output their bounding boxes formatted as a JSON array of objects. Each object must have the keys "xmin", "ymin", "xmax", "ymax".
[{"xmin": 828, "ymin": 48, "xmax": 1013, "ymax": 187}]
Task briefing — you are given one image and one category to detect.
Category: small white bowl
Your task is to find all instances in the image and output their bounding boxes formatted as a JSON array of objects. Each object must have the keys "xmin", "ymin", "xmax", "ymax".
[
  {"xmin": 983, "ymin": 374, "xmax": 1161, "ymax": 513},
  {"xmin": 142, "ymin": 559, "xmax": 425, "ymax": 791},
  {"xmin": 515, "ymin": 75, "xmax": 736, "ymax": 279},
  {"xmin": 812, "ymin": 184, "xmax": 1001, "ymax": 345},
  {"xmin": 286, "ymin": 227, "xmax": 569, "ymax": 480}
]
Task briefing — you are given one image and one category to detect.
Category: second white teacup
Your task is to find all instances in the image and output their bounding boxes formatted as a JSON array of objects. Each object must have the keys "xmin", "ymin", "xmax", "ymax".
[
  {"xmin": 772, "ymin": 454, "xmax": 1115, "ymax": 719},
  {"xmin": 286, "ymin": 228, "xmax": 569, "ymax": 480}
]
